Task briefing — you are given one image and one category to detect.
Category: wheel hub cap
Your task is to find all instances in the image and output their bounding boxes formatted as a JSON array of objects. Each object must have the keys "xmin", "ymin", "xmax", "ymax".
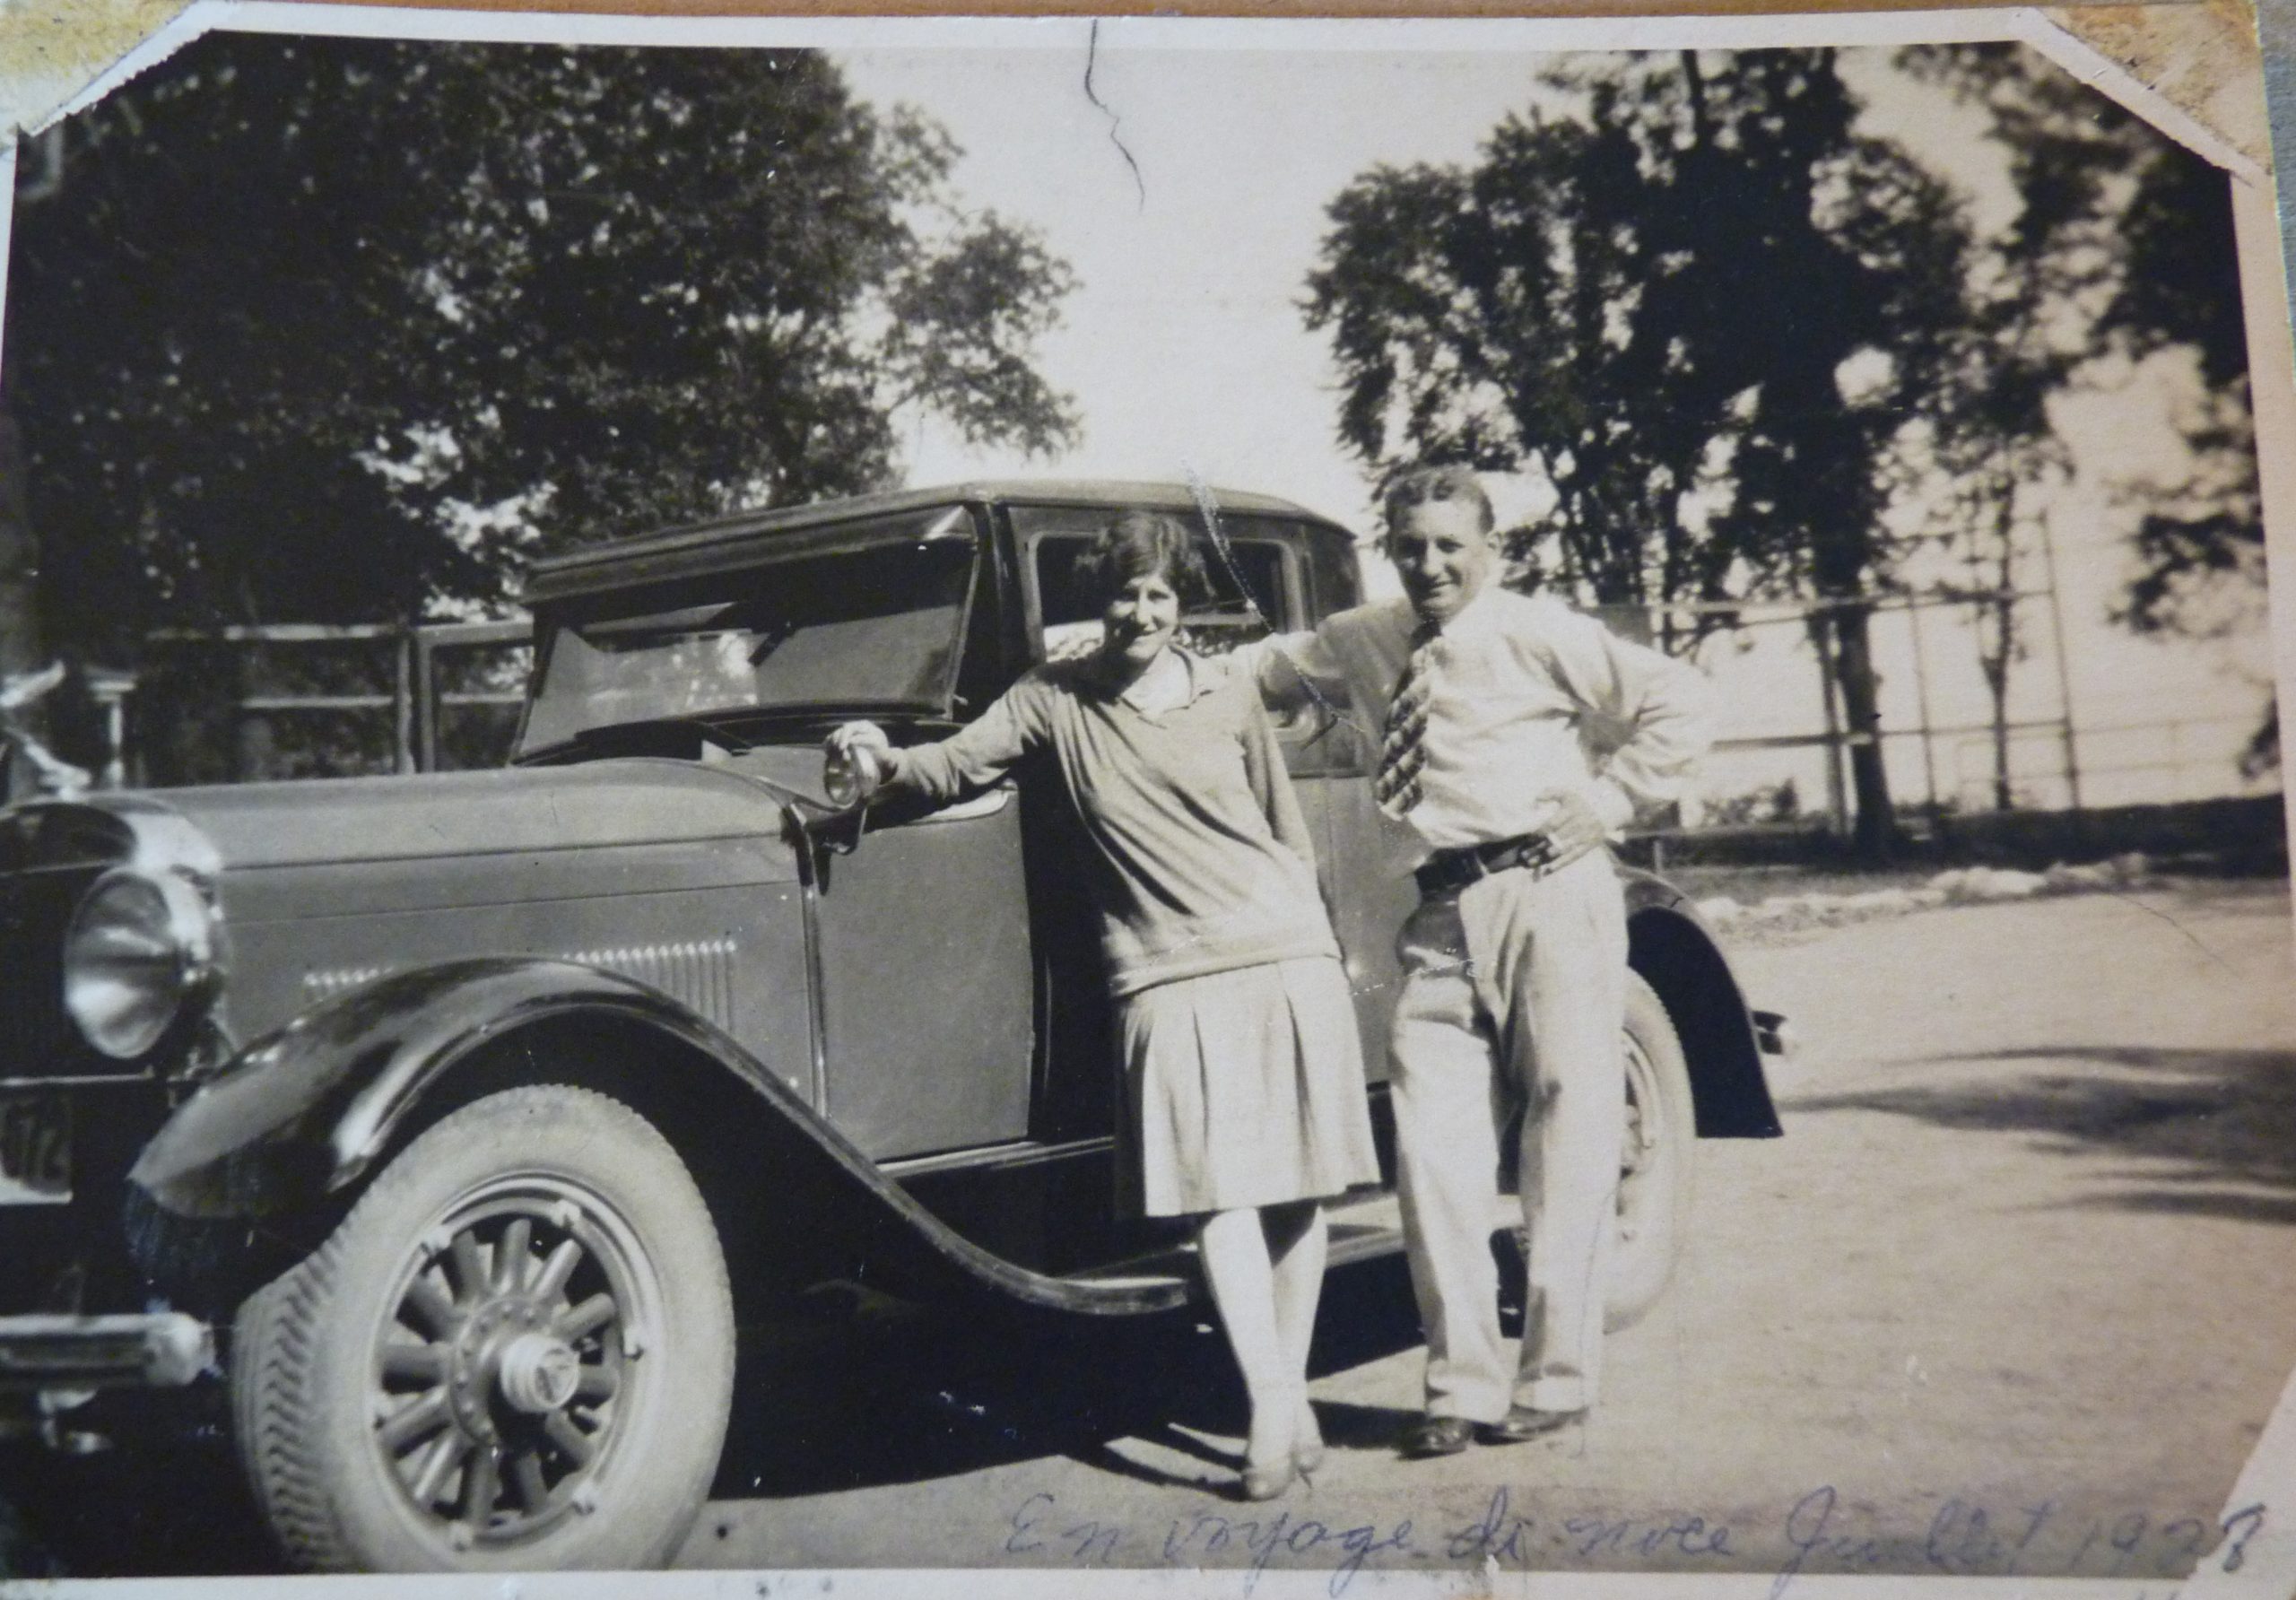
[{"xmin": 498, "ymin": 1332, "xmax": 581, "ymax": 1414}]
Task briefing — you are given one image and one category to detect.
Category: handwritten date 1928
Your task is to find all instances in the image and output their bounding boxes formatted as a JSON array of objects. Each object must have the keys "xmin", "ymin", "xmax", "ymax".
[{"xmin": 1003, "ymin": 1484, "xmax": 2267, "ymax": 1597}]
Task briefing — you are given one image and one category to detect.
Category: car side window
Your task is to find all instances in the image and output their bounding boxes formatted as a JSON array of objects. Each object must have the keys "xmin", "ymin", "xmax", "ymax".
[
  {"xmin": 1013, "ymin": 509, "xmax": 1340, "ymax": 751},
  {"xmin": 1028, "ymin": 531, "xmax": 1293, "ymax": 656}
]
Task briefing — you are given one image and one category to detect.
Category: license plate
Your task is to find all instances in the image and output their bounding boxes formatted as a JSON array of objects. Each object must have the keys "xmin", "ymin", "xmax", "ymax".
[{"xmin": 0, "ymin": 1092, "xmax": 71, "ymax": 1204}]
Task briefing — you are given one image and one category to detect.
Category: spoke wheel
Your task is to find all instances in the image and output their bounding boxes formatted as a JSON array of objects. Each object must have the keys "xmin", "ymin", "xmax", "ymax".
[
  {"xmin": 233, "ymin": 1086, "xmax": 732, "ymax": 1571},
  {"xmin": 369, "ymin": 1177, "xmax": 647, "ymax": 1548},
  {"xmin": 1606, "ymin": 972, "xmax": 1696, "ymax": 1330}
]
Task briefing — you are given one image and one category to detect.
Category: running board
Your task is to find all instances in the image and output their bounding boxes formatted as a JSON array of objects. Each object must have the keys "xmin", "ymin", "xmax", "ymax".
[{"xmin": 1060, "ymin": 1188, "xmax": 1425, "ymax": 1297}]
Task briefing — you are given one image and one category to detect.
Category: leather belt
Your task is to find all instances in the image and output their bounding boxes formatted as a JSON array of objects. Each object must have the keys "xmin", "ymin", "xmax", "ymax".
[{"xmin": 1413, "ymin": 831, "xmax": 1561, "ymax": 898}]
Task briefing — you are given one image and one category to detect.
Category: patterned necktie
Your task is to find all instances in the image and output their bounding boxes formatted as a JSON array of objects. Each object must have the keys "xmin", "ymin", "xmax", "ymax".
[{"xmin": 1373, "ymin": 624, "xmax": 1439, "ymax": 819}]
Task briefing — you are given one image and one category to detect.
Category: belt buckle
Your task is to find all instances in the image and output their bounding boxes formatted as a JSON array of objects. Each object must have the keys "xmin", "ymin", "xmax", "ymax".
[
  {"xmin": 1416, "ymin": 848, "xmax": 1477, "ymax": 898},
  {"xmin": 1418, "ymin": 832, "xmax": 1558, "ymax": 899},
  {"xmin": 1509, "ymin": 834, "xmax": 1559, "ymax": 878},
  {"xmin": 1484, "ymin": 832, "xmax": 1558, "ymax": 883}
]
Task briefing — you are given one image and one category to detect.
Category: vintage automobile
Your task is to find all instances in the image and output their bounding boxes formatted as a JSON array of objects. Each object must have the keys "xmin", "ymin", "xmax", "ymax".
[{"xmin": 0, "ymin": 481, "xmax": 1783, "ymax": 1572}]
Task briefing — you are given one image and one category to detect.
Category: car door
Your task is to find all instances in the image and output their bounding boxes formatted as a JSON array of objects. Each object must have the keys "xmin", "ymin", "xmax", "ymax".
[
  {"xmin": 804, "ymin": 515, "xmax": 1039, "ymax": 1161},
  {"xmin": 809, "ymin": 783, "xmax": 1037, "ymax": 1160}
]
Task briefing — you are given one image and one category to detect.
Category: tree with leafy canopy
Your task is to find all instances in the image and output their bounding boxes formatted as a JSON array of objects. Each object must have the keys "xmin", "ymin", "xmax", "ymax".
[
  {"xmin": 1906, "ymin": 45, "xmax": 2256, "ymax": 633},
  {"xmin": 4, "ymin": 33, "xmax": 1079, "ymax": 669},
  {"xmin": 2099, "ymin": 129, "xmax": 2263, "ymax": 769},
  {"xmin": 1303, "ymin": 48, "xmax": 1970, "ymax": 857},
  {"xmin": 1897, "ymin": 44, "xmax": 2119, "ymax": 811},
  {"xmin": 1904, "ymin": 43, "xmax": 2264, "ymax": 785}
]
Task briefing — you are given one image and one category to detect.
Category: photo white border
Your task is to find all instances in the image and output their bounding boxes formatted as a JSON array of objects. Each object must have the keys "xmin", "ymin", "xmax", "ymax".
[{"xmin": 1, "ymin": 3, "xmax": 2291, "ymax": 1596}]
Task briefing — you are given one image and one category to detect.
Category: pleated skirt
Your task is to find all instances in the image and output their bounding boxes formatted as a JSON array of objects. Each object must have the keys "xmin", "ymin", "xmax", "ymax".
[{"xmin": 1115, "ymin": 954, "xmax": 1381, "ymax": 1218}]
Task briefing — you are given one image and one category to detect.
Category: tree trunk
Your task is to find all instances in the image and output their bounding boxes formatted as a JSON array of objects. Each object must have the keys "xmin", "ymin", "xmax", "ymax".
[
  {"xmin": 1831, "ymin": 602, "xmax": 1897, "ymax": 860},
  {"xmin": 1986, "ymin": 590, "xmax": 2014, "ymax": 811},
  {"xmin": 1973, "ymin": 483, "xmax": 2019, "ymax": 813},
  {"xmin": 0, "ymin": 409, "xmax": 39, "ymax": 682},
  {"xmin": 0, "ymin": 408, "xmax": 44, "ymax": 803},
  {"xmin": 1974, "ymin": 583, "xmax": 2015, "ymax": 811}
]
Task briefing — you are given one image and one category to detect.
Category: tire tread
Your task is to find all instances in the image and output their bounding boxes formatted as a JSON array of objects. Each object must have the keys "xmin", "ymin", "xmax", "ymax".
[{"xmin": 236, "ymin": 1231, "xmax": 357, "ymax": 1570}]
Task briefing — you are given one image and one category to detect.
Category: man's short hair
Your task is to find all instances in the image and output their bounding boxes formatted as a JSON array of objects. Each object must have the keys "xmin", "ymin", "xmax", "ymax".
[{"xmin": 1384, "ymin": 465, "xmax": 1495, "ymax": 536}]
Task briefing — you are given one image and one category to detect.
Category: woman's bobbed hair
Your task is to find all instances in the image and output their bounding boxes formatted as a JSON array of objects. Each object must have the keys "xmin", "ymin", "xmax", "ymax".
[{"xmin": 1071, "ymin": 509, "xmax": 1210, "ymax": 610}]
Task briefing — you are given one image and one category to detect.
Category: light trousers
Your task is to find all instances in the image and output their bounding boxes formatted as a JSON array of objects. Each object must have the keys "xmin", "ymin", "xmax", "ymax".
[{"xmin": 1389, "ymin": 848, "xmax": 1628, "ymax": 1421}]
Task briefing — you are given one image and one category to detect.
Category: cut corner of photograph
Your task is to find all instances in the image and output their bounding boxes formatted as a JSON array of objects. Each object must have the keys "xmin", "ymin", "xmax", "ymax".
[{"xmin": 0, "ymin": 0, "xmax": 2292, "ymax": 1595}]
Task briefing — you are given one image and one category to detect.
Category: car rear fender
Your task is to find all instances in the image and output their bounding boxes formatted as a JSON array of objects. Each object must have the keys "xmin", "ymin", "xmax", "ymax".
[
  {"xmin": 126, "ymin": 956, "xmax": 1184, "ymax": 1316},
  {"xmin": 1624, "ymin": 902, "xmax": 1784, "ymax": 1138}
]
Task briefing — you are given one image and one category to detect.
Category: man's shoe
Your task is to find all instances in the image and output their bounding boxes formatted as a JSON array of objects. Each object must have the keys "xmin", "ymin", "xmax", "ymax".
[
  {"xmin": 1475, "ymin": 1405, "xmax": 1587, "ymax": 1444},
  {"xmin": 1398, "ymin": 1414, "xmax": 1477, "ymax": 1458}
]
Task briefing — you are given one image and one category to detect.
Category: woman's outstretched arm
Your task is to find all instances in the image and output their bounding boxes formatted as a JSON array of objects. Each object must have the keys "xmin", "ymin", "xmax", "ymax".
[{"xmin": 831, "ymin": 671, "xmax": 1057, "ymax": 805}]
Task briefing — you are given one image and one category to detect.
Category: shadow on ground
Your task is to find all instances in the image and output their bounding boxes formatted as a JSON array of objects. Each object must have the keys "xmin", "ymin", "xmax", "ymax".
[
  {"xmin": 0, "ymin": 1387, "xmax": 274, "ymax": 1577},
  {"xmin": 705, "ymin": 1250, "xmax": 1439, "ymax": 1505},
  {"xmin": 1786, "ymin": 1045, "xmax": 2296, "ymax": 1223},
  {"xmin": 0, "ymin": 1251, "xmax": 1447, "ymax": 1575}
]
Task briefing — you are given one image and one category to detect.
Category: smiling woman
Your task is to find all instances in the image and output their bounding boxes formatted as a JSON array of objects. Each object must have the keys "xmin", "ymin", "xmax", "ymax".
[{"xmin": 829, "ymin": 508, "xmax": 1380, "ymax": 1500}]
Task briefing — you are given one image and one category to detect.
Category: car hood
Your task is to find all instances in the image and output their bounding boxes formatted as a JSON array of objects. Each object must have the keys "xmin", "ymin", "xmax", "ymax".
[{"xmin": 124, "ymin": 760, "xmax": 801, "ymax": 879}]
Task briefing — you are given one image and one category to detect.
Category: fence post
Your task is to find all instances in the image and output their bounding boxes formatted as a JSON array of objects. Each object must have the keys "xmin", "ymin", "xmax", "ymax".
[
  {"xmin": 393, "ymin": 625, "xmax": 415, "ymax": 776},
  {"xmin": 231, "ymin": 641, "xmax": 255, "ymax": 783},
  {"xmin": 1811, "ymin": 610, "xmax": 1850, "ymax": 839},
  {"xmin": 2039, "ymin": 517, "xmax": 2085, "ymax": 814},
  {"xmin": 1904, "ymin": 596, "xmax": 1942, "ymax": 815},
  {"xmin": 413, "ymin": 630, "xmax": 439, "ymax": 774}
]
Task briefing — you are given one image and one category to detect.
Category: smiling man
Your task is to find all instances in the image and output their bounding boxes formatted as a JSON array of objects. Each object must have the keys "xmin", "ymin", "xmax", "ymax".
[{"xmin": 1251, "ymin": 465, "xmax": 1712, "ymax": 1457}]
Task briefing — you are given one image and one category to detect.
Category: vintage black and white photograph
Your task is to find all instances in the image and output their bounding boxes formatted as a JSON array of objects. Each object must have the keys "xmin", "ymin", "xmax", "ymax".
[{"xmin": 0, "ymin": 2, "xmax": 2290, "ymax": 1588}]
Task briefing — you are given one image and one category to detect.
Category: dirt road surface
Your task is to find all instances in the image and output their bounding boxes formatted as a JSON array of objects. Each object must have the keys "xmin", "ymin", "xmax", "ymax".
[
  {"xmin": 6, "ymin": 880, "xmax": 2292, "ymax": 1583},
  {"xmin": 675, "ymin": 880, "xmax": 2296, "ymax": 1585}
]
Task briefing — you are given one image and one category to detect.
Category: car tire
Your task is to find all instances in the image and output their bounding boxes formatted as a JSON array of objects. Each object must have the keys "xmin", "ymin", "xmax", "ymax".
[
  {"xmin": 230, "ymin": 1084, "xmax": 733, "ymax": 1572},
  {"xmin": 1605, "ymin": 972, "xmax": 1696, "ymax": 1331}
]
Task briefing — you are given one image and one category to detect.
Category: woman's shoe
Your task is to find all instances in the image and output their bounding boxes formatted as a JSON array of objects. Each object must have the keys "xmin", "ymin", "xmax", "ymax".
[
  {"xmin": 1293, "ymin": 1396, "xmax": 1326, "ymax": 1474},
  {"xmin": 1238, "ymin": 1452, "xmax": 1299, "ymax": 1502},
  {"xmin": 1239, "ymin": 1393, "xmax": 1307, "ymax": 1500}
]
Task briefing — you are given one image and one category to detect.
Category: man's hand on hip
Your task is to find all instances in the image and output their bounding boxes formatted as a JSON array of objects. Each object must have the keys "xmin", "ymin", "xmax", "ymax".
[{"xmin": 1535, "ymin": 789, "xmax": 1610, "ymax": 869}]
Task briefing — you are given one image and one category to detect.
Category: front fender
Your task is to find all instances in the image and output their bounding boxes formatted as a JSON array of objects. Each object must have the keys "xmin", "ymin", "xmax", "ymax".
[
  {"xmin": 128, "ymin": 957, "xmax": 789, "ymax": 1218},
  {"xmin": 127, "ymin": 957, "xmax": 1189, "ymax": 1317}
]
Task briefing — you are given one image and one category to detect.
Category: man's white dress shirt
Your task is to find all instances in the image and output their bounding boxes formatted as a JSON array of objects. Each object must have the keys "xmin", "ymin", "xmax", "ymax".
[{"xmin": 1254, "ymin": 586, "xmax": 1713, "ymax": 854}]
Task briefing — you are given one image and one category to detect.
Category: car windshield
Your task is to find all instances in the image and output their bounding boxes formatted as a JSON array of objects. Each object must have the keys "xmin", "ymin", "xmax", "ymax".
[{"xmin": 517, "ymin": 506, "xmax": 979, "ymax": 755}]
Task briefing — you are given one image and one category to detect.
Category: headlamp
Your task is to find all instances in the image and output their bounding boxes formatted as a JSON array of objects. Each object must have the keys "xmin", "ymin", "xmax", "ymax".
[{"xmin": 62, "ymin": 867, "xmax": 218, "ymax": 1059}]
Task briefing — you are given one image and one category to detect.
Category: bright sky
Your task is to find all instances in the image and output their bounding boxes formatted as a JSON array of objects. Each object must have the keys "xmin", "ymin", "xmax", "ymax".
[
  {"xmin": 834, "ymin": 39, "xmax": 2273, "ymax": 810},
  {"xmin": 839, "ymin": 43, "xmax": 2020, "ymax": 529}
]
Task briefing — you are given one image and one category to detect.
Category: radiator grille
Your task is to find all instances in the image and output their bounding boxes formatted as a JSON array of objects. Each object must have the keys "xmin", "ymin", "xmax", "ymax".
[{"xmin": 0, "ymin": 867, "xmax": 109, "ymax": 1078}]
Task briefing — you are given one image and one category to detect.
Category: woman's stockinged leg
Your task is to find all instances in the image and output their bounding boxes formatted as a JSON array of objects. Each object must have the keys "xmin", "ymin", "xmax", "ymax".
[
  {"xmin": 1265, "ymin": 1199, "xmax": 1328, "ymax": 1464},
  {"xmin": 1198, "ymin": 1207, "xmax": 1295, "ymax": 1474},
  {"xmin": 1264, "ymin": 1200, "xmax": 1327, "ymax": 1373}
]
